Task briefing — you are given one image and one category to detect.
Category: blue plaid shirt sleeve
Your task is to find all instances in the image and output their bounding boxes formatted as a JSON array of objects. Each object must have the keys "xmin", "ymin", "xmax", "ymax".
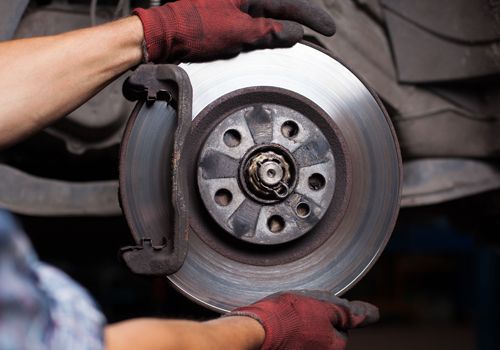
[{"xmin": 0, "ymin": 210, "xmax": 106, "ymax": 350}]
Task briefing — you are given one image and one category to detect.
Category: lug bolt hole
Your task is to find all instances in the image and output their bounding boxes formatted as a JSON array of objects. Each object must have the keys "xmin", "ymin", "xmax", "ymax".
[
  {"xmin": 214, "ymin": 189, "xmax": 232, "ymax": 206},
  {"xmin": 281, "ymin": 121, "xmax": 299, "ymax": 139},
  {"xmin": 267, "ymin": 215, "xmax": 285, "ymax": 233},
  {"xmin": 296, "ymin": 203, "xmax": 311, "ymax": 218},
  {"xmin": 308, "ymin": 173, "xmax": 326, "ymax": 191},
  {"xmin": 223, "ymin": 129, "xmax": 241, "ymax": 147}
]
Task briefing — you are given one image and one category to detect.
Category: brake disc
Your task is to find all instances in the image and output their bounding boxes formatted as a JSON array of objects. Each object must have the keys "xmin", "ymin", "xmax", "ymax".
[{"xmin": 120, "ymin": 43, "xmax": 402, "ymax": 313}]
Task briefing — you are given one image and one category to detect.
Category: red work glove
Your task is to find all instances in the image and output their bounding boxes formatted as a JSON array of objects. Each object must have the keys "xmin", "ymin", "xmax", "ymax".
[
  {"xmin": 133, "ymin": 0, "xmax": 336, "ymax": 63},
  {"xmin": 226, "ymin": 290, "xmax": 379, "ymax": 350}
]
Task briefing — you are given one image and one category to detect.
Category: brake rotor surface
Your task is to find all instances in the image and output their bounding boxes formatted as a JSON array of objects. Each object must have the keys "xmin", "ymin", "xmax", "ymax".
[{"xmin": 122, "ymin": 43, "xmax": 401, "ymax": 312}]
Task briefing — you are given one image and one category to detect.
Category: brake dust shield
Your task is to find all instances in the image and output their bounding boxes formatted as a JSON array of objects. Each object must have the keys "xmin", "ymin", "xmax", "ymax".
[{"xmin": 120, "ymin": 43, "xmax": 402, "ymax": 313}]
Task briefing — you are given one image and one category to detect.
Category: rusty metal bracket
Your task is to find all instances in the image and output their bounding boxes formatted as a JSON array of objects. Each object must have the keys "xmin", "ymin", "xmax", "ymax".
[
  {"xmin": 123, "ymin": 65, "xmax": 177, "ymax": 105},
  {"xmin": 119, "ymin": 64, "xmax": 192, "ymax": 275}
]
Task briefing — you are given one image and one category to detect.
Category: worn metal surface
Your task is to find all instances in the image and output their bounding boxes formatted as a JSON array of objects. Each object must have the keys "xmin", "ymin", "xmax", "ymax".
[
  {"xmin": 197, "ymin": 100, "xmax": 336, "ymax": 245},
  {"xmin": 157, "ymin": 43, "xmax": 403, "ymax": 312},
  {"xmin": 0, "ymin": 164, "xmax": 120, "ymax": 216},
  {"xmin": 119, "ymin": 65, "xmax": 193, "ymax": 276},
  {"xmin": 402, "ymin": 159, "xmax": 500, "ymax": 207}
]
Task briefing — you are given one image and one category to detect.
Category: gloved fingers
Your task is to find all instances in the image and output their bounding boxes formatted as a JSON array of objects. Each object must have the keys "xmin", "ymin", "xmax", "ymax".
[
  {"xmin": 289, "ymin": 290, "xmax": 379, "ymax": 327},
  {"xmin": 332, "ymin": 328, "xmax": 348, "ymax": 348},
  {"xmin": 288, "ymin": 290, "xmax": 379, "ymax": 329},
  {"xmin": 325, "ymin": 300, "xmax": 379, "ymax": 330},
  {"xmin": 242, "ymin": 19, "xmax": 304, "ymax": 51},
  {"xmin": 334, "ymin": 328, "xmax": 348, "ymax": 341},
  {"xmin": 261, "ymin": 290, "xmax": 379, "ymax": 329},
  {"xmin": 239, "ymin": 0, "xmax": 336, "ymax": 37},
  {"xmin": 347, "ymin": 300, "xmax": 380, "ymax": 327}
]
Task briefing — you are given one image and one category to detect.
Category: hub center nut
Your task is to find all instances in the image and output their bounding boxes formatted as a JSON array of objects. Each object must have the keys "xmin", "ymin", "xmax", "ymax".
[
  {"xmin": 258, "ymin": 161, "xmax": 283, "ymax": 186},
  {"xmin": 242, "ymin": 147, "xmax": 296, "ymax": 203}
]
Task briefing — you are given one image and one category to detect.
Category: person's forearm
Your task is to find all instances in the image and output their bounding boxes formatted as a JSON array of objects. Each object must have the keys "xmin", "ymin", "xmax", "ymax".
[
  {"xmin": 105, "ymin": 316, "xmax": 265, "ymax": 350},
  {"xmin": 0, "ymin": 16, "xmax": 143, "ymax": 149}
]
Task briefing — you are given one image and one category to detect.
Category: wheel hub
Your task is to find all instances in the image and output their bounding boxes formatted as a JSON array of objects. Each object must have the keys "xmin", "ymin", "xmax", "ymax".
[{"xmin": 197, "ymin": 100, "xmax": 337, "ymax": 246}]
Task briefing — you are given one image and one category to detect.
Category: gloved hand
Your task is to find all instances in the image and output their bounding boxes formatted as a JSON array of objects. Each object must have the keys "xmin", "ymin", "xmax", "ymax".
[
  {"xmin": 226, "ymin": 290, "xmax": 379, "ymax": 350},
  {"xmin": 133, "ymin": 0, "xmax": 336, "ymax": 63}
]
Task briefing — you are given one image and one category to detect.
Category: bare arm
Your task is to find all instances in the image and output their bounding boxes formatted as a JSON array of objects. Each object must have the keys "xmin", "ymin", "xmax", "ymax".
[
  {"xmin": 0, "ymin": 0, "xmax": 336, "ymax": 150},
  {"xmin": 104, "ymin": 291, "xmax": 379, "ymax": 350},
  {"xmin": 0, "ymin": 16, "xmax": 143, "ymax": 149},
  {"xmin": 105, "ymin": 316, "xmax": 265, "ymax": 350}
]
